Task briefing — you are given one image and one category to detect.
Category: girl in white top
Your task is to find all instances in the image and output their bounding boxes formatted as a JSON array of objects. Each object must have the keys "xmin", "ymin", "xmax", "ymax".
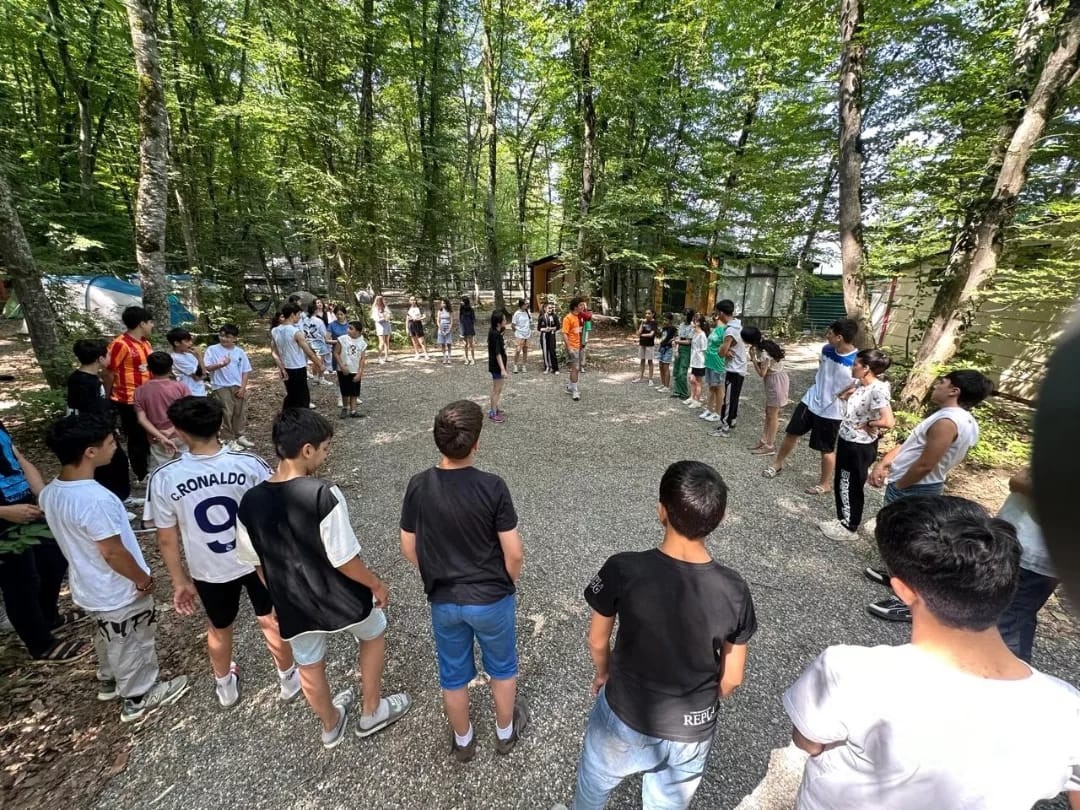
[
  {"xmin": 406, "ymin": 295, "xmax": 429, "ymax": 360},
  {"xmin": 371, "ymin": 295, "xmax": 392, "ymax": 364},
  {"xmin": 435, "ymin": 298, "xmax": 454, "ymax": 365},
  {"xmin": 511, "ymin": 299, "xmax": 532, "ymax": 373},
  {"xmin": 686, "ymin": 314, "xmax": 709, "ymax": 408},
  {"xmin": 820, "ymin": 349, "xmax": 895, "ymax": 540}
]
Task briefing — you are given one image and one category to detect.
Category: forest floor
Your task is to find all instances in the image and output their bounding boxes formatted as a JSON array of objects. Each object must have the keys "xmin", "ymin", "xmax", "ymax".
[{"xmin": 0, "ymin": 321, "xmax": 1077, "ymax": 810}]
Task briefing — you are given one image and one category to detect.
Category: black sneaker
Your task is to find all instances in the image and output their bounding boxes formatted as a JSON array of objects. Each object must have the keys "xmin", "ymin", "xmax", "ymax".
[
  {"xmin": 494, "ymin": 699, "xmax": 530, "ymax": 755},
  {"xmin": 450, "ymin": 728, "xmax": 477, "ymax": 762},
  {"xmin": 864, "ymin": 567, "xmax": 891, "ymax": 587},
  {"xmin": 867, "ymin": 595, "xmax": 911, "ymax": 623}
]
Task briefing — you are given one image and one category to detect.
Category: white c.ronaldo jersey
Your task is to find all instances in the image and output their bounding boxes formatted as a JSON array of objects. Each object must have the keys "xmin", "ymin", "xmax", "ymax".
[{"xmin": 145, "ymin": 447, "xmax": 273, "ymax": 583}]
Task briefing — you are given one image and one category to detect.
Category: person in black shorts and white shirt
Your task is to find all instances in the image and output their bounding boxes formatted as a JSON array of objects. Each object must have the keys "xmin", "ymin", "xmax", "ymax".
[
  {"xmin": 566, "ymin": 461, "xmax": 756, "ymax": 809},
  {"xmin": 144, "ymin": 396, "xmax": 301, "ymax": 708}
]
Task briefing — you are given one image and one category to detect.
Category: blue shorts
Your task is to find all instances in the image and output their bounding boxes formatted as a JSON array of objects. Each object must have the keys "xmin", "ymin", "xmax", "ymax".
[
  {"xmin": 491, "ymin": 371, "xmax": 503, "ymax": 381},
  {"xmin": 658, "ymin": 346, "xmax": 673, "ymax": 364},
  {"xmin": 430, "ymin": 594, "xmax": 518, "ymax": 689}
]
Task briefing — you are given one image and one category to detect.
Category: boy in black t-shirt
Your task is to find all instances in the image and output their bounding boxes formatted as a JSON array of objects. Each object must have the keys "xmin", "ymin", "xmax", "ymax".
[
  {"xmin": 487, "ymin": 311, "xmax": 509, "ymax": 424},
  {"xmin": 568, "ymin": 460, "xmax": 756, "ymax": 809},
  {"xmin": 67, "ymin": 338, "xmax": 132, "ymax": 504},
  {"xmin": 400, "ymin": 400, "xmax": 526, "ymax": 761},
  {"xmin": 235, "ymin": 408, "xmax": 411, "ymax": 749}
]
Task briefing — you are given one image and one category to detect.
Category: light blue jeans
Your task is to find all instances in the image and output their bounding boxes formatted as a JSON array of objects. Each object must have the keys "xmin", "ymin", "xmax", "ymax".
[
  {"xmin": 571, "ymin": 688, "xmax": 713, "ymax": 810},
  {"xmin": 884, "ymin": 480, "xmax": 944, "ymax": 504}
]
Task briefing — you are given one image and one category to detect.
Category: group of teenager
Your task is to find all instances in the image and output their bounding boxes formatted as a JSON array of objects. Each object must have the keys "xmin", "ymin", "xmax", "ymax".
[{"xmin": 1, "ymin": 299, "xmax": 1077, "ymax": 810}]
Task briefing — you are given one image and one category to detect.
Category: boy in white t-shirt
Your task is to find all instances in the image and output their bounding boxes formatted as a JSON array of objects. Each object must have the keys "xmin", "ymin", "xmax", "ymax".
[
  {"xmin": 39, "ymin": 414, "xmax": 189, "ymax": 722},
  {"xmin": 166, "ymin": 327, "xmax": 207, "ymax": 397},
  {"xmin": 332, "ymin": 320, "xmax": 368, "ymax": 419},
  {"xmin": 145, "ymin": 396, "xmax": 300, "ymax": 708},
  {"xmin": 783, "ymin": 494, "xmax": 1080, "ymax": 810},
  {"xmin": 511, "ymin": 299, "xmax": 532, "ymax": 374},
  {"xmin": 204, "ymin": 324, "xmax": 254, "ymax": 450}
]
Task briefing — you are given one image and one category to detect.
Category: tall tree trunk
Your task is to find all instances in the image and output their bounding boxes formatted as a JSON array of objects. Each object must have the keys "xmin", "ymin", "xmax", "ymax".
[
  {"xmin": 838, "ymin": 0, "xmax": 874, "ymax": 346},
  {"xmin": 900, "ymin": 0, "xmax": 1080, "ymax": 407},
  {"xmin": 0, "ymin": 169, "xmax": 67, "ymax": 388},
  {"xmin": 358, "ymin": 0, "xmax": 377, "ymax": 288},
  {"xmin": 576, "ymin": 17, "xmax": 596, "ymax": 288},
  {"xmin": 480, "ymin": 0, "xmax": 504, "ymax": 310},
  {"xmin": 124, "ymin": 0, "xmax": 172, "ymax": 325}
]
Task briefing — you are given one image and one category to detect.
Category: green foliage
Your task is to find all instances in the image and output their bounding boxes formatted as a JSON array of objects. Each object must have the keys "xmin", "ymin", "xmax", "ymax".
[
  {"xmin": 8, "ymin": 386, "xmax": 68, "ymax": 433},
  {"xmin": 0, "ymin": 521, "xmax": 50, "ymax": 556}
]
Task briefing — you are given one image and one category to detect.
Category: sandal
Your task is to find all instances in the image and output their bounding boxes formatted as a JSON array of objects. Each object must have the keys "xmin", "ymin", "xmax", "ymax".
[
  {"xmin": 35, "ymin": 639, "xmax": 91, "ymax": 664},
  {"xmin": 751, "ymin": 445, "xmax": 776, "ymax": 456},
  {"xmin": 804, "ymin": 485, "xmax": 829, "ymax": 495},
  {"xmin": 53, "ymin": 609, "xmax": 90, "ymax": 630},
  {"xmin": 762, "ymin": 466, "xmax": 782, "ymax": 479}
]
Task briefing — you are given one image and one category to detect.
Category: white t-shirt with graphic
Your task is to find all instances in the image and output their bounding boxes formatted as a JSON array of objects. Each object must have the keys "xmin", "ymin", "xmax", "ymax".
[
  {"xmin": 888, "ymin": 406, "xmax": 979, "ymax": 486},
  {"xmin": 337, "ymin": 334, "xmax": 368, "ymax": 375},
  {"xmin": 38, "ymin": 479, "xmax": 148, "ymax": 612},
  {"xmin": 512, "ymin": 310, "xmax": 532, "ymax": 340},
  {"xmin": 203, "ymin": 344, "xmax": 252, "ymax": 389},
  {"xmin": 144, "ymin": 447, "xmax": 272, "ymax": 583},
  {"xmin": 802, "ymin": 344, "xmax": 857, "ymax": 420},
  {"xmin": 784, "ymin": 643, "xmax": 1080, "ymax": 810},
  {"xmin": 839, "ymin": 379, "xmax": 891, "ymax": 444},
  {"xmin": 170, "ymin": 351, "xmax": 206, "ymax": 396}
]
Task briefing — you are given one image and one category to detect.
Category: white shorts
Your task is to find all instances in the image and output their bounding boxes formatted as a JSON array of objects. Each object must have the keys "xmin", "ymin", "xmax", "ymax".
[{"xmin": 288, "ymin": 609, "xmax": 387, "ymax": 666}]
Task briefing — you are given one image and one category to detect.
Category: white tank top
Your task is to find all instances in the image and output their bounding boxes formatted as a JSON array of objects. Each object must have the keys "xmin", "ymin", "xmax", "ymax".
[{"xmin": 888, "ymin": 407, "xmax": 980, "ymax": 486}]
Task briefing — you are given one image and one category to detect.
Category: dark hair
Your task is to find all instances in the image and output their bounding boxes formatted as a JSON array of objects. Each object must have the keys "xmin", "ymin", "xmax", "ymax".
[
  {"xmin": 827, "ymin": 317, "xmax": 859, "ymax": 344},
  {"xmin": 219, "ymin": 323, "xmax": 240, "ymax": 337},
  {"xmin": 694, "ymin": 314, "xmax": 708, "ymax": 329},
  {"xmin": 306, "ymin": 301, "xmax": 319, "ymax": 317},
  {"xmin": 759, "ymin": 338, "xmax": 785, "ymax": 361},
  {"xmin": 491, "ymin": 310, "xmax": 505, "ymax": 328},
  {"xmin": 460, "ymin": 296, "xmax": 473, "ymax": 312},
  {"xmin": 943, "ymin": 370, "xmax": 995, "ymax": 409},
  {"xmin": 568, "ymin": 296, "xmax": 584, "ymax": 311},
  {"xmin": 433, "ymin": 400, "xmax": 484, "ymax": 460},
  {"xmin": 517, "ymin": 298, "xmax": 526, "ymax": 308},
  {"xmin": 662, "ymin": 311, "xmax": 673, "ymax": 323},
  {"xmin": 348, "ymin": 320, "xmax": 364, "ymax": 333},
  {"xmin": 740, "ymin": 325, "xmax": 762, "ymax": 347},
  {"xmin": 280, "ymin": 303, "xmax": 301, "ymax": 319},
  {"xmin": 659, "ymin": 461, "xmax": 728, "ymax": 539},
  {"xmin": 147, "ymin": 351, "xmax": 173, "ymax": 376},
  {"xmin": 286, "ymin": 294, "xmax": 301, "ymax": 305},
  {"xmin": 715, "ymin": 299, "xmax": 735, "ymax": 316},
  {"xmin": 857, "ymin": 348, "xmax": 892, "ymax": 376},
  {"xmin": 73, "ymin": 338, "xmax": 109, "ymax": 365},
  {"xmin": 45, "ymin": 414, "xmax": 113, "ymax": 466},
  {"xmin": 875, "ymin": 495, "xmax": 1020, "ymax": 630},
  {"xmin": 166, "ymin": 327, "xmax": 192, "ymax": 347},
  {"xmin": 683, "ymin": 308, "xmax": 696, "ymax": 322},
  {"xmin": 121, "ymin": 306, "xmax": 153, "ymax": 330},
  {"xmin": 442, "ymin": 298, "xmax": 452, "ymax": 310},
  {"xmin": 270, "ymin": 312, "xmax": 284, "ymax": 329},
  {"xmin": 272, "ymin": 408, "xmax": 334, "ymax": 460},
  {"xmin": 168, "ymin": 396, "xmax": 223, "ymax": 439},
  {"xmin": 333, "ymin": 305, "xmax": 347, "ymax": 316}
]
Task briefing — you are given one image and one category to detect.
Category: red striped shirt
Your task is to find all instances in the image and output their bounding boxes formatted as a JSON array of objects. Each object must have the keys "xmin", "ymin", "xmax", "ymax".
[{"xmin": 107, "ymin": 333, "xmax": 152, "ymax": 404}]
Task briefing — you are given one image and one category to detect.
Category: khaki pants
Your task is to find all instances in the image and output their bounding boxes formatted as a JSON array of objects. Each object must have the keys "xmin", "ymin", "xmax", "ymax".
[
  {"xmin": 91, "ymin": 596, "xmax": 159, "ymax": 699},
  {"xmin": 149, "ymin": 438, "xmax": 187, "ymax": 472},
  {"xmin": 212, "ymin": 386, "xmax": 248, "ymax": 441}
]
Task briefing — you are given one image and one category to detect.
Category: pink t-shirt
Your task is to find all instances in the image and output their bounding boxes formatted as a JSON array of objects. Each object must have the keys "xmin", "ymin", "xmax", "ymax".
[{"xmin": 134, "ymin": 378, "xmax": 190, "ymax": 434}]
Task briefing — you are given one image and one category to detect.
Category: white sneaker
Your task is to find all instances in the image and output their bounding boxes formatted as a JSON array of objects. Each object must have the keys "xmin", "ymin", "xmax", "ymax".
[
  {"xmin": 698, "ymin": 409, "xmax": 714, "ymax": 419},
  {"xmin": 572, "ymin": 391, "xmax": 581, "ymax": 401},
  {"xmin": 819, "ymin": 519, "xmax": 857, "ymax": 542},
  {"xmin": 647, "ymin": 380, "xmax": 655, "ymax": 387},
  {"xmin": 123, "ymin": 497, "xmax": 146, "ymax": 508},
  {"xmin": 687, "ymin": 399, "xmax": 703, "ymax": 409},
  {"xmin": 215, "ymin": 663, "xmax": 240, "ymax": 708},
  {"xmin": 279, "ymin": 667, "xmax": 302, "ymax": 702},
  {"xmin": 682, "ymin": 397, "xmax": 693, "ymax": 405},
  {"xmin": 704, "ymin": 412, "xmax": 722, "ymax": 422},
  {"xmin": 236, "ymin": 436, "xmax": 256, "ymax": 449},
  {"xmin": 655, "ymin": 386, "xmax": 668, "ymax": 392}
]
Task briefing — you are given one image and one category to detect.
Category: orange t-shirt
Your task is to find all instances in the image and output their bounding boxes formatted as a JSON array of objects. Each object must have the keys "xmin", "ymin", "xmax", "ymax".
[
  {"xmin": 107, "ymin": 333, "xmax": 152, "ymax": 404},
  {"xmin": 561, "ymin": 313, "xmax": 583, "ymax": 351}
]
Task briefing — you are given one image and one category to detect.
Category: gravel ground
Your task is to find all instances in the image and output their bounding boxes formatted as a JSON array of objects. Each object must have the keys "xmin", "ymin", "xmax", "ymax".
[{"xmin": 94, "ymin": 338, "xmax": 1080, "ymax": 810}]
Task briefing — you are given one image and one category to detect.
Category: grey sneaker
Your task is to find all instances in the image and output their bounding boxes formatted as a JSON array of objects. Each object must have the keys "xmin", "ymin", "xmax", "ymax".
[
  {"xmin": 340, "ymin": 407, "xmax": 349, "ymax": 419},
  {"xmin": 494, "ymin": 699, "xmax": 530, "ymax": 755},
  {"xmin": 356, "ymin": 692, "xmax": 412, "ymax": 738},
  {"xmin": 97, "ymin": 677, "xmax": 119, "ymax": 702},
  {"xmin": 867, "ymin": 595, "xmax": 911, "ymax": 623},
  {"xmin": 321, "ymin": 688, "xmax": 355, "ymax": 749},
  {"xmin": 450, "ymin": 727, "xmax": 477, "ymax": 763},
  {"xmin": 120, "ymin": 676, "xmax": 190, "ymax": 723},
  {"xmin": 572, "ymin": 391, "xmax": 580, "ymax": 401}
]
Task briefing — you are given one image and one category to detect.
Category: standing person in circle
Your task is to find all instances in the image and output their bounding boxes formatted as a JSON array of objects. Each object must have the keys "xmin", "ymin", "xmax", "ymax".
[
  {"xmin": 698, "ymin": 309, "xmax": 727, "ymax": 425},
  {"xmin": 459, "ymin": 297, "xmax": 477, "ymax": 365},
  {"xmin": 538, "ymin": 302, "xmax": 560, "ymax": 374},
  {"xmin": 632, "ymin": 309, "xmax": 658, "ymax": 386},
  {"xmin": 562, "ymin": 298, "xmax": 586, "ymax": 401},
  {"xmin": 104, "ymin": 306, "xmax": 154, "ymax": 484},
  {"xmin": 301, "ymin": 302, "xmax": 333, "ymax": 386},
  {"xmin": 714, "ymin": 299, "xmax": 746, "ymax": 435},
  {"xmin": 686, "ymin": 314, "xmax": 709, "ymax": 409},
  {"xmin": 672, "ymin": 309, "xmax": 694, "ymax": 401},
  {"xmin": 327, "ymin": 306, "xmax": 350, "ymax": 410},
  {"xmin": 436, "ymin": 298, "xmax": 455, "ymax": 365},
  {"xmin": 406, "ymin": 296, "xmax": 429, "ymax": 360},
  {"xmin": 511, "ymin": 300, "xmax": 532, "ymax": 374},
  {"xmin": 371, "ymin": 296, "xmax": 393, "ymax": 364},
  {"xmin": 818, "ymin": 349, "xmax": 895, "ymax": 543},
  {"xmin": 272, "ymin": 303, "xmax": 324, "ymax": 410},
  {"xmin": 742, "ymin": 327, "xmax": 790, "ymax": 455}
]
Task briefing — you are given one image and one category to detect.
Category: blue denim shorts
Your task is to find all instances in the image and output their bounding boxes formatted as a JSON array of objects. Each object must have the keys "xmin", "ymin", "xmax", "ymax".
[
  {"xmin": 884, "ymin": 481, "xmax": 944, "ymax": 505},
  {"xmin": 658, "ymin": 346, "xmax": 673, "ymax": 364},
  {"xmin": 430, "ymin": 594, "xmax": 518, "ymax": 689}
]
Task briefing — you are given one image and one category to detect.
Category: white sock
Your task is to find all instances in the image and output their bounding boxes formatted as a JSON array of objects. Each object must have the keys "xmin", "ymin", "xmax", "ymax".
[
  {"xmin": 455, "ymin": 723, "xmax": 474, "ymax": 747},
  {"xmin": 215, "ymin": 672, "xmax": 234, "ymax": 688},
  {"xmin": 495, "ymin": 720, "xmax": 514, "ymax": 741},
  {"xmin": 278, "ymin": 666, "xmax": 296, "ymax": 681},
  {"xmin": 571, "ymin": 383, "xmax": 578, "ymax": 392},
  {"xmin": 361, "ymin": 697, "xmax": 388, "ymax": 725}
]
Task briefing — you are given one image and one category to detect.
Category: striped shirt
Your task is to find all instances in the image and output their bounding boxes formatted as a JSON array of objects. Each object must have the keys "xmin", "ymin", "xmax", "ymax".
[{"xmin": 107, "ymin": 333, "xmax": 152, "ymax": 405}]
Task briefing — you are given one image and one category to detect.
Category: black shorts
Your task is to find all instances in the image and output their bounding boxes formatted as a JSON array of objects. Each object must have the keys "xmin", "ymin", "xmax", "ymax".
[
  {"xmin": 408, "ymin": 321, "xmax": 425, "ymax": 338},
  {"xmin": 691, "ymin": 367, "xmax": 706, "ymax": 378},
  {"xmin": 785, "ymin": 401, "xmax": 842, "ymax": 453},
  {"xmin": 193, "ymin": 572, "xmax": 274, "ymax": 629},
  {"xmin": 338, "ymin": 371, "xmax": 361, "ymax": 397}
]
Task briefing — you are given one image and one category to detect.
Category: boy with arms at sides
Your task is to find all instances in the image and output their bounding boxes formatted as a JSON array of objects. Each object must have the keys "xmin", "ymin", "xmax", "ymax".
[
  {"xmin": 487, "ymin": 311, "xmax": 509, "ymax": 423},
  {"xmin": 561, "ymin": 297, "xmax": 586, "ymax": 401},
  {"xmin": 134, "ymin": 352, "xmax": 186, "ymax": 471},
  {"xmin": 166, "ymin": 327, "xmax": 207, "ymax": 397},
  {"xmin": 864, "ymin": 369, "xmax": 994, "ymax": 622},
  {"xmin": 67, "ymin": 338, "xmax": 132, "ymax": 505},
  {"xmin": 511, "ymin": 298, "xmax": 532, "ymax": 373},
  {"xmin": 104, "ymin": 305, "xmax": 154, "ymax": 483},
  {"xmin": 715, "ymin": 298, "xmax": 747, "ymax": 435},
  {"xmin": 784, "ymin": 495, "xmax": 1080, "ymax": 810},
  {"xmin": 235, "ymin": 408, "xmax": 411, "ymax": 748},
  {"xmin": 763, "ymin": 318, "xmax": 858, "ymax": 493},
  {"xmin": 144, "ymin": 396, "xmax": 300, "ymax": 708},
  {"xmin": 204, "ymin": 324, "xmax": 254, "ymax": 449},
  {"xmin": 568, "ymin": 461, "xmax": 756, "ymax": 810},
  {"xmin": 39, "ymin": 415, "xmax": 189, "ymax": 720},
  {"xmin": 400, "ymin": 400, "xmax": 527, "ymax": 762},
  {"xmin": 271, "ymin": 303, "xmax": 324, "ymax": 410},
  {"xmin": 332, "ymin": 320, "xmax": 367, "ymax": 419}
]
